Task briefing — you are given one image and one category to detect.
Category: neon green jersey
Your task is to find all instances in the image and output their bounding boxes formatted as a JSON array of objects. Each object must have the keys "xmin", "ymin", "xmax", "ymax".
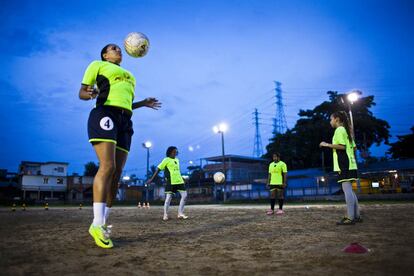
[
  {"xmin": 82, "ymin": 60, "xmax": 136, "ymax": 111},
  {"xmin": 332, "ymin": 126, "xmax": 357, "ymax": 172},
  {"xmin": 268, "ymin": 161, "xmax": 287, "ymax": 185},
  {"xmin": 157, "ymin": 157, "xmax": 184, "ymax": 185}
]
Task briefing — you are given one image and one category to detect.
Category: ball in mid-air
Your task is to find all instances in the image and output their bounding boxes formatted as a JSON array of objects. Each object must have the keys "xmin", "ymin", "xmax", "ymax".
[
  {"xmin": 124, "ymin": 32, "xmax": 150, "ymax": 58},
  {"xmin": 213, "ymin": 172, "xmax": 226, "ymax": 184}
]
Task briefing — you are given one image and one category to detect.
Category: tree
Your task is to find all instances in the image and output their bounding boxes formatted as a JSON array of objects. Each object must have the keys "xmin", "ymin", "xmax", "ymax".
[
  {"xmin": 387, "ymin": 127, "xmax": 414, "ymax": 159},
  {"xmin": 264, "ymin": 91, "xmax": 391, "ymax": 170},
  {"xmin": 84, "ymin": 161, "xmax": 99, "ymax": 176}
]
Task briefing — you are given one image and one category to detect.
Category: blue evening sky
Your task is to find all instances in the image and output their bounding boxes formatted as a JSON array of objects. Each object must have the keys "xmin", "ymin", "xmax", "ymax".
[{"xmin": 0, "ymin": 0, "xmax": 413, "ymax": 176}]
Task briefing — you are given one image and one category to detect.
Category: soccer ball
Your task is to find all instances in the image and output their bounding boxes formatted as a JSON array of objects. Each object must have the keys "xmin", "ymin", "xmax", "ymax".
[
  {"xmin": 213, "ymin": 172, "xmax": 225, "ymax": 184},
  {"xmin": 124, "ymin": 32, "xmax": 150, "ymax": 58}
]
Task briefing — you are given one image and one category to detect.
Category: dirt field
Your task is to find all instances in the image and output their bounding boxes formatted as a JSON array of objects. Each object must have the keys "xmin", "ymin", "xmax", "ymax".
[{"xmin": 1, "ymin": 203, "xmax": 413, "ymax": 276}]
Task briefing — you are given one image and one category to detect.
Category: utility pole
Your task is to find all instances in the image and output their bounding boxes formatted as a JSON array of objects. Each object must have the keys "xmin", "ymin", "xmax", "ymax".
[
  {"xmin": 253, "ymin": 108, "xmax": 264, "ymax": 157},
  {"xmin": 272, "ymin": 81, "xmax": 288, "ymax": 135}
]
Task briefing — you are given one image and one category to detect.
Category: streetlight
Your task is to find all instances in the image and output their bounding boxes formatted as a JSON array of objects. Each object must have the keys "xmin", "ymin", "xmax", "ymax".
[
  {"xmin": 345, "ymin": 89, "xmax": 362, "ymax": 139},
  {"xmin": 345, "ymin": 89, "xmax": 362, "ymax": 192},
  {"xmin": 142, "ymin": 141, "xmax": 152, "ymax": 202},
  {"xmin": 213, "ymin": 122, "xmax": 228, "ymax": 202}
]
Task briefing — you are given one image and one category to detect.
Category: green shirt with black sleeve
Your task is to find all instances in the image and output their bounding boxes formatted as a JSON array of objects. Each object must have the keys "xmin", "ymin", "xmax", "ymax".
[
  {"xmin": 82, "ymin": 60, "xmax": 136, "ymax": 111},
  {"xmin": 157, "ymin": 157, "xmax": 184, "ymax": 185}
]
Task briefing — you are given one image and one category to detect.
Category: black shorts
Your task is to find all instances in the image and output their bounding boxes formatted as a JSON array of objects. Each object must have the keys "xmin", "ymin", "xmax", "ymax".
[
  {"xmin": 87, "ymin": 105, "xmax": 134, "ymax": 153},
  {"xmin": 269, "ymin": 185, "xmax": 284, "ymax": 191},
  {"xmin": 165, "ymin": 183, "xmax": 186, "ymax": 194},
  {"xmin": 337, "ymin": 170, "xmax": 358, "ymax": 183}
]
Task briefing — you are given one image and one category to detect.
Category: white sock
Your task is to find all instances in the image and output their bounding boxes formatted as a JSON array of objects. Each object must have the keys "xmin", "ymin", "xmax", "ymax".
[
  {"xmin": 164, "ymin": 193, "xmax": 172, "ymax": 216},
  {"xmin": 103, "ymin": 206, "xmax": 111, "ymax": 225},
  {"xmin": 92, "ymin": 202, "xmax": 106, "ymax": 226},
  {"xmin": 178, "ymin": 191, "xmax": 187, "ymax": 215}
]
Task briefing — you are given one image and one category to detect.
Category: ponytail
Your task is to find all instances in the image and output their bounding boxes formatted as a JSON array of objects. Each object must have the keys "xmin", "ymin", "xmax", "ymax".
[{"xmin": 331, "ymin": 111, "xmax": 353, "ymax": 144}]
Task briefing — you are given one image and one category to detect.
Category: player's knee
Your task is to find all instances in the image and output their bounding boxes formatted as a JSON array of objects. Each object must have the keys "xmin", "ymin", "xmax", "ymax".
[
  {"xmin": 99, "ymin": 162, "xmax": 116, "ymax": 176},
  {"xmin": 180, "ymin": 191, "xmax": 187, "ymax": 199},
  {"xmin": 113, "ymin": 168, "xmax": 123, "ymax": 180}
]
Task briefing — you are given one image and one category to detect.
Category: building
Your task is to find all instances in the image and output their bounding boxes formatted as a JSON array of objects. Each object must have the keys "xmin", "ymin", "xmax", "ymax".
[
  {"xmin": 359, "ymin": 159, "xmax": 414, "ymax": 194},
  {"xmin": 282, "ymin": 168, "xmax": 340, "ymax": 197},
  {"xmin": 67, "ymin": 175, "xmax": 94, "ymax": 202},
  {"xmin": 0, "ymin": 169, "xmax": 19, "ymax": 203},
  {"xmin": 201, "ymin": 155, "xmax": 339, "ymax": 200},
  {"xmin": 202, "ymin": 155, "xmax": 269, "ymax": 200},
  {"xmin": 18, "ymin": 161, "xmax": 69, "ymax": 201}
]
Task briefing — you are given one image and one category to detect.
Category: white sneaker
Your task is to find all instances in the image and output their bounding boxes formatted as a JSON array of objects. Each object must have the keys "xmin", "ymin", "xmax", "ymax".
[
  {"xmin": 163, "ymin": 215, "xmax": 169, "ymax": 221},
  {"xmin": 177, "ymin": 214, "xmax": 188, "ymax": 219}
]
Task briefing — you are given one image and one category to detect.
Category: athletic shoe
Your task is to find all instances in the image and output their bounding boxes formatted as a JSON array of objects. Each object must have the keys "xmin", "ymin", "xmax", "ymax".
[
  {"xmin": 102, "ymin": 224, "xmax": 113, "ymax": 239},
  {"xmin": 266, "ymin": 209, "xmax": 274, "ymax": 215},
  {"xmin": 354, "ymin": 216, "xmax": 363, "ymax": 223},
  {"xmin": 336, "ymin": 217, "xmax": 355, "ymax": 225},
  {"xmin": 89, "ymin": 224, "xmax": 113, "ymax": 249},
  {"xmin": 276, "ymin": 209, "xmax": 284, "ymax": 215},
  {"xmin": 177, "ymin": 214, "xmax": 189, "ymax": 219},
  {"xmin": 163, "ymin": 215, "xmax": 169, "ymax": 221}
]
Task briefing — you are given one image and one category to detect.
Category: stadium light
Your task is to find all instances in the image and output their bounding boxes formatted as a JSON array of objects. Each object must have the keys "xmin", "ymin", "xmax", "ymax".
[
  {"xmin": 343, "ymin": 89, "xmax": 363, "ymax": 140},
  {"xmin": 142, "ymin": 141, "xmax": 152, "ymax": 203},
  {"xmin": 213, "ymin": 122, "xmax": 228, "ymax": 134},
  {"xmin": 143, "ymin": 141, "xmax": 152, "ymax": 149},
  {"xmin": 347, "ymin": 90, "xmax": 361, "ymax": 104}
]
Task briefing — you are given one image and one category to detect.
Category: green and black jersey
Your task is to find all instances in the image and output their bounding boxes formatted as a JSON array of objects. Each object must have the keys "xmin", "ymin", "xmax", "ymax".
[
  {"xmin": 268, "ymin": 161, "xmax": 288, "ymax": 185},
  {"xmin": 157, "ymin": 157, "xmax": 184, "ymax": 185},
  {"xmin": 332, "ymin": 126, "xmax": 357, "ymax": 172},
  {"xmin": 82, "ymin": 60, "xmax": 136, "ymax": 111}
]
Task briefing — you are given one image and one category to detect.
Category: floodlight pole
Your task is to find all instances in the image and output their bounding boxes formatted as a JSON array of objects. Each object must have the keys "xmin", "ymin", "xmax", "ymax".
[{"xmin": 220, "ymin": 131, "xmax": 226, "ymax": 203}]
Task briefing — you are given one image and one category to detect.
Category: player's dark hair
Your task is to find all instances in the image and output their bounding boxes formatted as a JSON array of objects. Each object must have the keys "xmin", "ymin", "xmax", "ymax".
[
  {"xmin": 331, "ymin": 111, "xmax": 353, "ymax": 144},
  {"xmin": 166, "ymin": 146, "xmax": 178, "ymax": 157},
  {"xmin": 273, "ymin": 152, "xmax": 281, "ymax": 158},
  {"xmin": 101, "ymin": 44, "xmax": 119, "ymax": 61}
]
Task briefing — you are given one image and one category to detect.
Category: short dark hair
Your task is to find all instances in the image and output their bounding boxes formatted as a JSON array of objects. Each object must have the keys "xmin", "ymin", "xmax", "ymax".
[
  {"xmin": 166, "ymin": 146, "xmax": 177, "ymax": 157},
  {"xmin": 273, "ymin": 152, "xmax": 281, "ymax": 158},
  {"xmin": 100, "ymin": 44, "xmax": 119, "ymax": 61}
]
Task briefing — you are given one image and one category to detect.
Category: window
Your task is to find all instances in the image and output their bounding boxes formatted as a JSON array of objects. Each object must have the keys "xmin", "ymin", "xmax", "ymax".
[
  {"xmin": 56, "ymin": 167, "xmax": 64, "ymax": 173},
  {"xmin": 57, "ymin": 178, "xmax": 64, "ymax": 184},
  {"xmin": 43, "ymin": 177, "xmax": 49, "ymax": 184}
]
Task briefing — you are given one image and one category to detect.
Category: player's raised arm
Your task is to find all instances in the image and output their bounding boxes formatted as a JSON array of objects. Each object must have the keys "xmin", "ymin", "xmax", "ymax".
[
  {"xmin": 132, "ymin": 97, "xmax": 162, "ymax": 110},
  {"xmin": 79, "ymin": 84, "xmax": 98, "ymax": 100}
]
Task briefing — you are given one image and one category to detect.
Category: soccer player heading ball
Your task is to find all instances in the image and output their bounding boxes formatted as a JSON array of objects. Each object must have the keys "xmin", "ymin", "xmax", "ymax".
[
  {"xmin": 79, "ymin": 43, "xmax": 161, "ymax": 249},
  {"xmin": 147, "ymin": 146, "xmax": 188, "ymax": 221}
]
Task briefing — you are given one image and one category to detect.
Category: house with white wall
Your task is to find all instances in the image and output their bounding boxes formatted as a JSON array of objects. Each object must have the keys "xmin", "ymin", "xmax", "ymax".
[{"xmin": 18, "ymin": 161, "xmax": 69, "ymax": 201}]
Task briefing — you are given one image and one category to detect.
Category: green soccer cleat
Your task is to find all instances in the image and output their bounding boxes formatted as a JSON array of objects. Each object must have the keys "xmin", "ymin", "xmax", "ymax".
[
  {"xmin": 89, "ymin": 224, "xmax": 113, "ymax": 249},
  {"xmin": 336, "ymin": 217, "xmax": 355, "ymax": 225}
]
